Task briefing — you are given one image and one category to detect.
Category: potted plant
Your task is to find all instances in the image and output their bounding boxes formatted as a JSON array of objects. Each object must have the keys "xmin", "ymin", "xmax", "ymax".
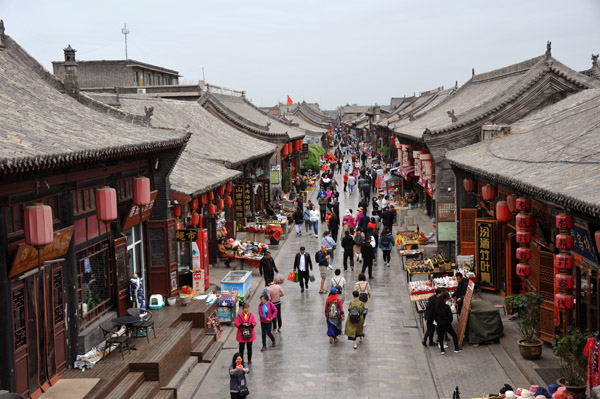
[
  {"xmin": 553, "ymin": 327, "xmax": 588, "ymax": 399},
  {"xmin": 504, "ymin": 292, "xmax": 543, "ymax": 360}
]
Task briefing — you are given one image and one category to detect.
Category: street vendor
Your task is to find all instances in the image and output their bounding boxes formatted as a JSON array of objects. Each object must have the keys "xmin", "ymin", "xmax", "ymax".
[
  {"xmin": 218, "ymin": 238, "xmax": 234, "ymax": 268},
  {"xmin": 451, "ymin": 272, "xmax": 469, "ymax": 319},
  {"xmin": 265, "ymin": 201, "xmax": 275, "ymax": 217}
]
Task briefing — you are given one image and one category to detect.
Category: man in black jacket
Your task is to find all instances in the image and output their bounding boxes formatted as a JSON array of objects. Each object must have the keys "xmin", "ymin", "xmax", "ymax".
[
  {"xmin": 422, "ymin": 288, "xmax": 445, "ymax": 346},
  {"xmin": 341, "ymin": 231, "xmax": 355, "ymax": 271},
  {"xmin": 381, "ymin": 207, "xmax": 395, "ymax": 231},
  {"xmin": 452, "ymin": 273, "xmax": 469, "ymax": 319},
  {"xmin": 361, "ymin": 240, "xmax": 374, "ymax": 279},
  {"xmin": 259, "ymin": 251, "xmax": 278, "ymax": 286},
  {"xmin": 329, "ymin": 212, "xmax": 340, "ymax": 243},
  {"xmin": 293, "ymin": 247, "xmax": 313, "ymax": 292}
]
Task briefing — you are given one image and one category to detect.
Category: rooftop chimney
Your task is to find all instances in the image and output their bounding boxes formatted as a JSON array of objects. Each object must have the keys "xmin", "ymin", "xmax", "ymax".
[
  {"xmin": 0, "ymin": 19, "xmax": 5, "ymax": 50},
  {"xmin": 62, "ymin": 44, "xmax": 79, "ymax": 96}
]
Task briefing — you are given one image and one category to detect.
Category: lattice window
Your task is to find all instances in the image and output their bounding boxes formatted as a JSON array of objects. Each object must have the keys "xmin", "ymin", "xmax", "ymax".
[
  {"xmin": 539, "ymin": 252, "xmax": 554, "ymax": 302},
  {"xmin": 13, "ymin": 288, "xmax": 26, "ymax": 349},
  {"xmin": 53, "ymin": 269, "xmax": 64, "ymax": 324}
]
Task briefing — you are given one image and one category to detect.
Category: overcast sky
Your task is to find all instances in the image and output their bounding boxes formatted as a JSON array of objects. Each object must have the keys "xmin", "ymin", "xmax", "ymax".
[{"xmin": 2, "ymin": 1, "xmax": 600, "ymax": 109}]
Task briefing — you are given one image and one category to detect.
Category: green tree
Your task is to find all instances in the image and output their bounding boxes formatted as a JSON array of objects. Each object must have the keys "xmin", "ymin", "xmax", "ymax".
[{"xmin": 300, "ymin": 144, "xmax": 325, "ymax": 174}]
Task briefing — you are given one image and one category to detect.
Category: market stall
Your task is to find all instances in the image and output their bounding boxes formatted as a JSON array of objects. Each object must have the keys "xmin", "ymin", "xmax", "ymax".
[{"xmin": 396, "ymin": 231, "xmax": 428, "ymax": 250}]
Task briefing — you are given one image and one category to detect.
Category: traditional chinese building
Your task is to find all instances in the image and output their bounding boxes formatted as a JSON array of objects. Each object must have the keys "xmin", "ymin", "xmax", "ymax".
[{"xmin": 0, "ymin": 31, "xmax": 189, "ymax": 397}]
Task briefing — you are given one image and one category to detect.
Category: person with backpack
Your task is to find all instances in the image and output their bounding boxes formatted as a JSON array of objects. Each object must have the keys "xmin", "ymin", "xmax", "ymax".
[
  {"xmin": 234, "ymin": 302, "xmax": 257, "ymax": 364},
  {"xmin": 258, "ymin": 295, "xmax": 277, "ymax": 351},
  {"xmin": 353, "ymin": 227, "xmax": 365, "ymax": 264},
  {"xmin": 330, "ymin": 268, "xmax": 346, "ymax": 303},
  {"xmin": 345, "ymin": 290, "xmax": 365, "ymax": 349},
  {"xmin": 325, "ymin": 287, "xmax": 344, "ymax": 344},
  {"xmin": 267, "ymin": 276, "xmax": 285, "ymax": 334},
  {"xmin": 354, "ymin": 273, "xmax": 372, "ymax": 322},
  {"xmin": 379, "ymin": 226, "xmax": 395, "ymax": 267}
]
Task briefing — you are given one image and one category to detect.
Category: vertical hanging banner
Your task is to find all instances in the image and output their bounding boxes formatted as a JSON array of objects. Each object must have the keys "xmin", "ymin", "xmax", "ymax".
[
  {"xmin": 243, "ymin": 182, "xmax": 252, "ymax": 214},
  {"xmin": 263, "ymin": 181, "xmax": 270, "ymax": 204},
  {"xmin": 476, "ymin": 219, "xmax": 496, "ymax": 288},
  {"xmin": 234, "ymin": 185, "xmax": 244, "ymax": 219}
]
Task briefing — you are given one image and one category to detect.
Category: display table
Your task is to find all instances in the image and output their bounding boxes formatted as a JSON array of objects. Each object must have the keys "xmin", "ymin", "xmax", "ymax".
[
  {"xmin": 234, "ymin": 254, "xmax": 263, "ymax": 270},
  {"xmin": 398, "ymin": 249, "xmax": 424, "ymax": 270},
  {"xmin": 468, "ymin": 300, "xmax": 504, "ymax": 344}
]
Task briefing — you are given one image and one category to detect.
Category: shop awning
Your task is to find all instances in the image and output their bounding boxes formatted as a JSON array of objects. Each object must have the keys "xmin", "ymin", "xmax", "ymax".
[
  {"xmin": 394, "ymin": 166, "xmax": 414, "ymax": 180},
  {"xmin": 384, "ymin": 174, "xmax": 401, "ymax": 183}
]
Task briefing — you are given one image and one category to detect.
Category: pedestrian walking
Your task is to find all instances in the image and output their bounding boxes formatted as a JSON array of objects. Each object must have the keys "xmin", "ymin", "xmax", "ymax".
[
  {"xmin": 355, "ymin": 207, "xmax": 364, "ymax": 227},
  {"xmin": 345, "ymin": 290, "xmax": 365, "ymax": 349},
  {"xmin": 361, "ymin": 238, "xmax": 374, "ymax": 279},
  {"xmin": 433, "ymin": 292, "xmax": 461, "ymax": 355},
  {"xmin": 293, "ymin": 206, "xmax": 304, "ymax": 235},
  {"xmin": 341, "ymin": 230, "xmax": 355, "ymax": 271},
  {"xmin": 379, "ymin": 226, "xmax": 394, "ymax": 267},
  {"xmin": 259, "ymin": 251, "xmax": 278, "ymax": 286},
  {"xmin": 422, "ymin": 288, "xmax": 444, "ymax": 347},
  {"xmin": 343, "ymin": 209, "xmax": 355, "ymax": 230},
  {"xmin": 310, "ymin": 205, "xmax": 320, "ymax": 237},
  {"xmin": 325, "ymin": 287, "xmax": 344, "ymax": 344},
  {"xmin": 329, "ymin": 211, "xmax": 340, "ymax": 242},
  {"xmin": 258, "ymin": 295, "xmax": 277, "ymax": 351},
  {"xmin": 353, "ymin": 227, "xmax": 365, "ymax": 264},
  {"xmin": 322, "ymin": 231, "xmax": 337, "ymax": 260},
  {"xmin": 293, "ymin": 246, "xmax": 313, "ymax": 293},
  {"xmin": 229, "ymin": 352, "xmax": 249, "ymax": 399},
  {"xmin": 347, "ymin": 174, "xmax": 356, "ymax": 194},
  {"xmin": 303, "ymin": 204, "xmax": 312, "ymax": 233},
  {"xmin": 355, "ymin": 274, "xmax": 371, "ymax": 322},
  {"xmin": 318, "ymin": 195, "xmax": 328, "ymax": 223},
  {"xmin": 234, "ymin": 303, "xmax": 256, "ymax": 364},
  {"xmin": 343, "ymin": 172, "xmax": 348, "ymax": 192},
  {"xmin": 267, "ymin": 277, "xmax": 285, "ymax": 334},
  {"xmin": 330, "ymin": 268, "xmax": 346, "ymax": 303},
  {"xmin": 382, "ymin": 206, "xmax": 394, "ymax": 231},
  {"xmin": 316, "ymin": 245, "xmax": 331, "ymax": 294}
]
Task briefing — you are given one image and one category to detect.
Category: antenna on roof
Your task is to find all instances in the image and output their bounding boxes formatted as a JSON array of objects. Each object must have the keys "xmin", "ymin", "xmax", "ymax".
[
  {"xmin": 121, "ymin": 23, "xmax": 130, "ymax": 59},
  {"xmin": 545, "ymin": 40, "xmax": 552, "ymax": 60}
]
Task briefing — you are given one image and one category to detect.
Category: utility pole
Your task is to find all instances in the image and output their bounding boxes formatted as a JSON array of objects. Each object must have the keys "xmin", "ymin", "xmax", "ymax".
[{"xmin": 121, "ymin": 23, "xmax": 130, "ymax": 59}]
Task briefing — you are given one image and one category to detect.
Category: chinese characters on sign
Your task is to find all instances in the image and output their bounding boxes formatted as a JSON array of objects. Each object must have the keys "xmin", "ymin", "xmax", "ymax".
[
  {"xmin": 243, "ymin": 182, "xmax": 252, "ymax": 213},
  {"xmin": 234, "ymin": 185, "xmax": 244, "ymax": 219},
  {"xmin": 436, "ymin": 202, "xmax": 456, "ymax": 222},
  {"xmin": 263, "ymin": 181, "xmax": 270, "ymax": 204},
  {"xmin": 176, "ymin": 229, "xmax": 200, "ymax": 242},
  {"xmin": 121, "ymin": 191, "xmax": 158, "ymax": 231},
  {"xmin": 476, "ymin": 219, "xmax": 496, "ymax": 288}
]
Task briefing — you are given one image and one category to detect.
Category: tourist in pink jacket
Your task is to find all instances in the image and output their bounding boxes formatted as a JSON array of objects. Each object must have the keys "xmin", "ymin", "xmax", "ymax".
[
  {"xmin": 234, "ymin": 302, "xmax": 257, "ymax": 363},
  {"xmin": 258, "ymin": 295, "xmax": 278, "ymax": 351},
  {"xmin": 267, "ymin": 277, "xmax": 285, "ymax": 334},
  {"xmin": 343, "ymin": 209, "xmax": 355, "ymax": 230}
]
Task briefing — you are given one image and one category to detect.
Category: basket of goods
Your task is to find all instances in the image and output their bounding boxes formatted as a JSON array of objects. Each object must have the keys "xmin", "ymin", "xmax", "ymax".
[{"xmin": 180, "ymin": 285, "xmax": 194, "ymax": 306}]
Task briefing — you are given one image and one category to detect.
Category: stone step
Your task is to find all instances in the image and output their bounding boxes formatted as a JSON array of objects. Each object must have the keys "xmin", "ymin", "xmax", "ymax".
[
  {"xmin": 190, "ymin": 327, "xmax": 206, "ymax": 347},
  {"xmin": 174, "ymin": 362, "xmax": 211, "ymax": 399},
  {"xmin": 105, "ymin": 372, "xmax": 145, "ymax": 399},
  {"xmin": 200, "ymin": 341, "xmax": 223, "ymax": 363},
  {"xmin": 191, "ymin": 334, "xmax": 215, "ymax": 360},
  {"xmin": 163, "ymin": 356, "xmax": 199, "ymax": 394}
]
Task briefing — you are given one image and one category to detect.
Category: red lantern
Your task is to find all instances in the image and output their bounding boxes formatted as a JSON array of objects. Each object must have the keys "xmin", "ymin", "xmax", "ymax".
[
  {"xmin": 225, "ymin": 195, "xmax": 233, "ymax": 207},
  {"xmin": 596, "ymin": 230, "xmax": 600, "ymax": 254},
  {"xmin": 516, "ymin": 197, "xmax": 531, "ymax": 212},
  {"xmin": 24, "ymin": 204, "xmax": 54, "ymax": 247},
  {"xmin": 516, "ymin": 214, "xmax": 531, "ymax": 229},
  {"xmin": 506, "ymin": 194, "xmax": 517, "ymax": 213},
  {"xmin": 96, "ymin": 186, "xmax": 117, "ymax": 222},
  {"xmin": 217, "ymin": 199, "xmax": 225, "ymax": 210},
  {"xmin": 172, "ymin": 204, "xmax": 181, "ymax": 218},
  {"xmin": 282, "ymin": 144, "xmax": 289, "ymax": 157},
  {"xmin": 516, "ymin": 247, "xmax": 532, "ymax": 261},
  {"xmin": 555, "ymin": 253, "xmax": 575, "ymax": 270},
  {"xmin": 556, "ymin": 234, "xmax": 575, "ymax": 251},
  {"xmin": 496, "ymin": 201, "xmax": 513, "ymax": 223},
  {"xmin": 208, "ymin": 203, "xmax": 216, "ymax": 216},
  {"xmin": 516, "ymin": 263, "xmax": 532, "ymax": 277},
  {"xmin": 217, "ymin": 186, "xmax": 225, "ymax": 196},
  {"xmin": 555, "ymin": 213, "xmax": 574, "ymax": 230},
  {"xmin": 191, "ymin": 198, "xmax": 199, "ymax": 211},
  {"xmin": 516, "ymin": 231, "xmax": 532, "ymax": 245},
  {"xmin": 463, "ymin": 178, "xmax": 476, "ymax": 193},
  {"xmin": 288, "ymin": 142, "xmax": 293, "ymax": 154},
  {"xmin": 481, "ymin": 184, "xmax": 496, "ymax": 201},
  {"xmin": 226, "ymin": 182, "xmax": 233, "ymax": 193},
  {"xmin": 555, "ymin": 273, "xmax": 575, "ymax": 290},
  {"xmin": 190, "ymin": 212, "xmax": 200, "ymax": 226},
  {"xmin": 133, "ymin": 176, "xmax": 151, "ymax": 206},
  {"xmin": 555, "ymin": 293, "xmax": 574, "ymax": 310},
  {"xmin": 207, "ymin": 191, "xmax": 215, "ymax": 202},
  {"xmin": 200, "ymin": 194, "xmax": 208, "ymax": 206}
]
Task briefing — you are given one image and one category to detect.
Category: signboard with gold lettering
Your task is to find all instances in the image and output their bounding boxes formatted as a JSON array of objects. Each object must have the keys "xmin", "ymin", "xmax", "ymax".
[
  {"xmin": 476, "ymin": 219, "xmax": 496, "ymax": 288},
  {"xmin": 176, "ymin": 229, "xmax": 200, "ymax": 242},
  {"xmin": 243, "ymin": 182, "xmax": 252, "ymax": 214},
  {"xmin": 10, "ymin": 226, "xmax": 74, "ymax": 278},
  {"xmin": 263, "ymin": 181, "xmax": 270, "ymax": 204},
  {"xmin": 121, "ymin": 191, "xmax": 158, "ymax": 231},
  {"xmin": 234, "ymin": 185, "xmax": 244, "ymax": 219}
]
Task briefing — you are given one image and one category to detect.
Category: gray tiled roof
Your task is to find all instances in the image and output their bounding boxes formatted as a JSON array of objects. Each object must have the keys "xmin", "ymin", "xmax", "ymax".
[
  {"xmin": 393, "ymin": 55, "xmax": 599, "ymax": 140},
  {"xmin": 447, "ymin": 88, "xmax": 600, "ymax": 217},
  {"xmin": 380, "ymin": 88, "xmax": 455, "ymax": 127},
  {"xmin": 339, "ymin": 105, "xmax": 372, "ymax": 115},
  {"xmin": 201, "ymin": 92, "xmax": 305, "ymax": 140},
  {"xmin": 293, "ymin": 102, "xmax": 333, "ymax": 127},
  {"xmin": 0, "ymin": 36, "xmax": 189, "ymax": 174},
  {"xmin": 285, "ymin": 114, "xmax": 327, "ymax": 135}
]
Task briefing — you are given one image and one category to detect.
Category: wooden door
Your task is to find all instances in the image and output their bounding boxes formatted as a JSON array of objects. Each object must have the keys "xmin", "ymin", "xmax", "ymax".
[
  {"xmin": 506, "ymin": 233, "xmax": 519, "ymax": 297},
  {"xmin": 12, "ymin": 280, "xmax": 30, "ymax": 397},
  {"xmin": 114, "ymin": 237, "xmax": 130, "ymax": 316},
  {"xmin": 460, "ymin": 209, "xmax": 477, "ymax": 256},
  {"xmin": 50, "ymin": 264, "xmax": 67, "ymax": 376},
  {"xmin": 147, "ymin": 219, "xmax": 178, "ymax": 297}
]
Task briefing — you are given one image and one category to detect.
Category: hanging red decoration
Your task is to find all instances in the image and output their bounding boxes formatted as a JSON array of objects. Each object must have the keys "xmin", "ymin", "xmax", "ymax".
[
  {"xmin": 505, "ymin": 195, "xmax": 517, "ymax": 214},
  {"xmin": 226, "ymin": 182, "xmax": 233, "ymax": 193},
  {"xmin": 191, "ymin": 198, "xmax": 199, "ymax": 211},
  {"xmin": 516, "ymin": 214, "xmax": 531, "ymax": 229},
  {"xmin": 200, "ymin": 194, "xmax": 208, "ymax": 206},
  {"xmin": 516, "ymin": 247, "xmax": 532, "ymax": 261},
  {"xmin": 225, "ymin": 195, "xmax": 233, "ymax": 207},
  {"xmin": 555, "ymin": 293, "xmax": 574, "ymax": 310},
  {"xmin": 288, "ymin": 142, "xmax": 293, "ymax": 154},
  {"xmin": 555, "ymin": 273, "xmax": 575, "ymax": 290},
  {"xmin": 24, "ymin": 204, "xmax": 54, "ymax": 247},
  {"xmin": 207, "ymin": 191, "xmax": 215, "ymax": 202},
  {"xmin": 556, "ymin": 234, "xmax": 575, "ymax": 251},
  {"xmin": 96, "ymin": 186, "xmax": 117, "ymax": 222},
  {"xmin": 555, "ymin": 253, "xmax": 575, "ymax": 270},
  {"xmin": 495, "ymin": 201, "xmax": 513, "ymax": 223},
  {"xmin": 516, "ymin": 231, "xmax": 532, "ymax": 245},
  {"xmin": 190, "ymin": 212, "xmax": 200, "ymax": 226},
  {"xmin": 515, "ymin": 197, "xmax": 531, "ymax": 212},
  {"xmin": 481, "ymin": 184, "xmax": 496, "ymax": 201},
  {"xmin": 596, "ymin": 231, "xmax": 600, "ymax": 254},
  {"xmin": 133, "ymin": 176, "xmax": 151, "ymax": 206},
  {"xmin": 555, "ymin": 213, "xmax": 574, "ymax": 230},
  {"xmin": 463, "ymin": 178, "xmax": 476, "ymax": 193},
  {"xmin": 516, "ymin": 263, "xmax": 532, "ymax": 277},
  {"xmin": 282, "ymin": 144, "xmax": 289, "ymax": 157},
  {"xmin": 172, "ymin": 205, "xmax": 181, "ymax": 218},
  {"xmin": 217, "ymin": 186, "xmax": 225, "ymax": 196},
  {"xmin": 217, "ymin": 199, "xmax": 225, "ymax": 210},
  {"xmin": 208, "ymin": 203, "xmax": 216, "ymax": 216}
]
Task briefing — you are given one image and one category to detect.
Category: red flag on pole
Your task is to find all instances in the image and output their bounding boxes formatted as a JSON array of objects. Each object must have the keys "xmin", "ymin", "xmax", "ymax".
[{"xmin": 287, "ymin": 95, "xmax": 293, "ymax": 106}]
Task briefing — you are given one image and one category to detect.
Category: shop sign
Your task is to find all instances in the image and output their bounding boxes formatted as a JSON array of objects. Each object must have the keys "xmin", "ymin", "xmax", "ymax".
[
  {"xmin": 176, "ymin": 229, "xmax": 200, "ymax": 242},
  {"xmin": 243, "ymin": 182, "xmax": 252, "ymax": 213},
  {"xmin": 234, "ymin": 185, "xmax": 244, "ymax": 219},
  {"xmin": 263, "ymin": 181, "xmax": 270, "ymax": 204},
  {"xmin": 302, "ymin": 143, "xmax": 309, "ymax": 153},
  {"xmin": 170, "ymin": 270, "xmax": 178, "ymax": 292},
  {"xmin": 191, "ymin": 241, "xmax": 201, "ymax": 270},
  {"xmin": 10, "ymin": 226, "xmax": 74, "ymax": 278},
  {"xmin": 122, "ymin": 191, "xmax": 158, "ymax": 231},
  {"xmin": 476, "ymin": 219, "xmax": 495, "ymax": 288},
  {"xmin": 270, "ymin": 165, "xmax": 280, "ymax": 184},
  {"xmin": 437, "ymin": 221, "xmax": 456, "ymax": 242},
  {"xmin": 571, "ymin": 218, "xmax": 599, "ymax": 269},
  {"xmin": 437, "ymin": 202, "xmax": 455, "ymax": 222}
]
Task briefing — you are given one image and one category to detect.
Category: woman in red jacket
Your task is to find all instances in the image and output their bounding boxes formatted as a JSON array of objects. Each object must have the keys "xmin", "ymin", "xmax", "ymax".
[
  {"xmin": 234, "ymin": 302, "xmax": 257, "ymax": 363},
  {"xmin": 325, "ymin": 287, "xmax": 345, "ymax": 343}
]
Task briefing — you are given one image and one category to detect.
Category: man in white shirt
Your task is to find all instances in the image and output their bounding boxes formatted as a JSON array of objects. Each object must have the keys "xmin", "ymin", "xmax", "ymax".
[
  {"xmin": 347, "ymin": 175, "xmax": 356, "ymax": 195},
  {"xmin": 309, "ymin": 205, "xmax": 320, "ymax": 237},
  {"xmin": 293, "ymin": 246, "xmax": 313, "ymax": 293}
]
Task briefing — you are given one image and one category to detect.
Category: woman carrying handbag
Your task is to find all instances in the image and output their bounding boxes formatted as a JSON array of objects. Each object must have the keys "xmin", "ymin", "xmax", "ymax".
[
  {"xmin": 229, "ymin": 352, "xmax": 249, "ymax": 398},
  {"xmin": 234, "ymin": 303, "xmax": 257, "ymax": 363}
]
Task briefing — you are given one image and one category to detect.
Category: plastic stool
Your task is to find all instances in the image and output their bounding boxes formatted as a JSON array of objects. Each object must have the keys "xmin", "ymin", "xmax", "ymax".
[{"xmin": 494, "ymin": 304, "xmax": 506, "ymax": 315}]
